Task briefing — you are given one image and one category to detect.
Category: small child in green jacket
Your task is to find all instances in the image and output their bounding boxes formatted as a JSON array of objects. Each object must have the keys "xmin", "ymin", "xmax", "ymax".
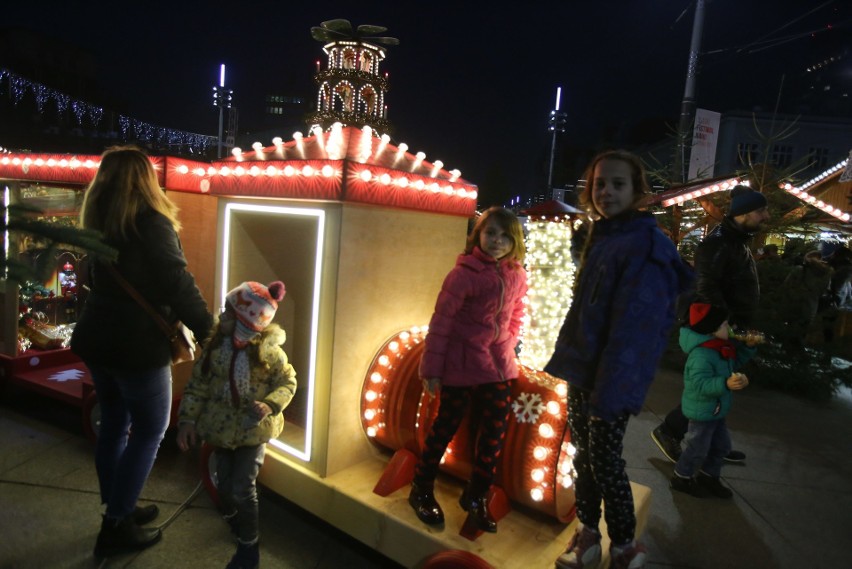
[
  {"xmin": 671, "ymin": 303, "xmax": 757, "ymax": 499},
  {"xmin": 177, "ymin": 281, "xmax": 297, "ymax": 569}
]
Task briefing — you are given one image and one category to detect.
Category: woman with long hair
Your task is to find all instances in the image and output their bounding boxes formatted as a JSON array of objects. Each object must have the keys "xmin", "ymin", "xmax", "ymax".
[{"xmin": 71, "ymin": 146, "xmax": 212, "ymax": 559}]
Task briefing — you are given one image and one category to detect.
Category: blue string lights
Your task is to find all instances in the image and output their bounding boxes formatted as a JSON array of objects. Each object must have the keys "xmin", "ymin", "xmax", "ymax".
[{"xmin": 0, "ymin": 67, "xmax": 216, "ymax": 155}]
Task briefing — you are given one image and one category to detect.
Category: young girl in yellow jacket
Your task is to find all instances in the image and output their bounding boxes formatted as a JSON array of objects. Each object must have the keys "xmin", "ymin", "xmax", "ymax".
[{"xmin": 177, "ymin": 281, "xmax": 296, "ymax": 569}]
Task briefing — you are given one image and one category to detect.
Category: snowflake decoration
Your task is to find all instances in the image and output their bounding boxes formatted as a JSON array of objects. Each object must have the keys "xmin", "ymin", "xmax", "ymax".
[
  {"xmin": 512, "ymin": 392, "xmax": 545, "ymax": 424},
  {"xmin": 49, "ymin": 369, "xmax": 85, "ymax": 383}
]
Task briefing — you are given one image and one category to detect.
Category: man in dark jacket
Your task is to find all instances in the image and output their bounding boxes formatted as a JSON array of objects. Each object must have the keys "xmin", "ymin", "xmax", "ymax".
[{"xmin": 652, "ymin": 185, "xmax": 770, "ymax": 464}]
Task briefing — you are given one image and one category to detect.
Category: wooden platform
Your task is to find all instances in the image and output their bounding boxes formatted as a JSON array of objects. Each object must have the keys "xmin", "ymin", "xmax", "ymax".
[{"xmin": 259, "ymin": 452, "xmax": 651, "ymax": 568}]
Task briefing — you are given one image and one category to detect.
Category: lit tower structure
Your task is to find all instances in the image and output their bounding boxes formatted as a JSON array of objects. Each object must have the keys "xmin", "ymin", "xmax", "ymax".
[{"xmin": 309, "ymin": 19, "xmax": 398, "ymax": 134}]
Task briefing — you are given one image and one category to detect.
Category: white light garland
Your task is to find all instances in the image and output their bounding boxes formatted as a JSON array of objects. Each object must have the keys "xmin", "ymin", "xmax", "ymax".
[
  {"xmin": 661, "ymin": 178, "xmax": 744, "ymax": 208},
  {"xmin": 782, "ymin": 158, "xmax": 851, "ymax": 222}
]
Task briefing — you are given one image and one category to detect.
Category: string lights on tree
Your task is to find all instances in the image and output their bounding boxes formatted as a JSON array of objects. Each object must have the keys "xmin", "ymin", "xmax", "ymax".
[{"xmin": 518, "ymin": 214, "xmax": 578, "ymax": 371}]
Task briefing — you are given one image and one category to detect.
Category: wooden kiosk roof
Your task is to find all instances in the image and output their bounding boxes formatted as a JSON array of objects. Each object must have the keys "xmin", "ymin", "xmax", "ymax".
[{"xmin": 0, "ymin": 125, "xmax": 478, "ymax": 217}]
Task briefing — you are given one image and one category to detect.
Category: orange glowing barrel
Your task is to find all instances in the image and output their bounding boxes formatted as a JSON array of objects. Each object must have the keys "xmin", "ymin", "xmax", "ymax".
[{"xmin": 361, "ymin": 327, "xmax": 576, "ymax": 522}]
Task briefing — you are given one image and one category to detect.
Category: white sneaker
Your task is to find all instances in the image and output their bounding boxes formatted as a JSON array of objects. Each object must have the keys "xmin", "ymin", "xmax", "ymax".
[{"xmin": 555, "ymin": 526, "xmax": 601, "ymax": 569}]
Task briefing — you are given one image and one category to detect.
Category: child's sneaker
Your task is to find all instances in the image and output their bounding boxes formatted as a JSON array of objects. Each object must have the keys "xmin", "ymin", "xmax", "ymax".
[
  {"xmin": 610, "ymin": 542, "xmax": 647, "ymax": 569},
  {"xmin": 670, "ymin": 474, "xmax": 710, "ymax": 498},
  {"xmin": 697, "ymin": 473, "xmax": 733, "ymax": 499},
  {"xmin": 554, "ymin": 526, "xmax": 601, "ymax": 569}
]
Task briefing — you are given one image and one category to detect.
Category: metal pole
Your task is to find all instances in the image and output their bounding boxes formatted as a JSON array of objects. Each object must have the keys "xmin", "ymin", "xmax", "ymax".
[
  {"xmin": 218, "ymin": 106, "xmax": 224, "ymax": 159},
  {"xmin": 547, "ymin": 87, "xmax": 562, "ymax": 191},
  {"xmin": 674, "ymin": 0, "xmax": 706, "ymax": 184},
  {"xmin": 217, "ymin": 64, "xmax": 227, "ymax": 159},
  {"xmin": 547, "ymin": 128, "xmax": 557, "ymax": 190},
  {"xmin": 669, "ymin": 0, "xmax": 706, "ymax": 246}
]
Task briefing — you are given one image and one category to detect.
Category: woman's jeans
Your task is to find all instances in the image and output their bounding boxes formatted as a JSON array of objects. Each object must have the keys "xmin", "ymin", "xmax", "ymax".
[
  {"xmin": 216, "ymin": 444, "xmax": 266, "ymax": 545},
  {"xmin": 88, "ymin": 364, "xmax": 172, "ymax": 520}
]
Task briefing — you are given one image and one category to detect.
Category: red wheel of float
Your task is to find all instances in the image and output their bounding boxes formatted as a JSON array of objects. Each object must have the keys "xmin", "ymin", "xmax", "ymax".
[
  {"xmin": 361, "ymin": 328, "xmax": 576, "ymax": 523},
  {"xmin": 419, "ymin": 549, "xmax": 494, "ymax": 568},
  {"xmin": 360, "ymin": 327, "xmax": 440, "ymax": 455},
  {"xmin": 200, "ymin": 442, "xmax": 220, "ymax": 508},
  {"xmin": 82, "ymin": 391, "xmax": 100, "ymax": 442}
]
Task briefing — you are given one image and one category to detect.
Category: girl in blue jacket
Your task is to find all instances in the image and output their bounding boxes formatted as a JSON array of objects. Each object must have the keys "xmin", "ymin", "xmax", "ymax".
[
  {"xmin": 671, "ymin": 303, "xmax": 755, "ymax": 500},
  {"xmin": 546, "ymin": 151, "xmax": 692, "ymax": 569},
  {"xmin": 409, "ymin": 206, "xmax": 527, "ymax": 533}
]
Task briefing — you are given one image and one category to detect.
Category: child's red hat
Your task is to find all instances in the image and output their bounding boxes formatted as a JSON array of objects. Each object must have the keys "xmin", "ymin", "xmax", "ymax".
[{"xmin": 689, "ymin": 303, "xmax": 728, "ymax": 335}]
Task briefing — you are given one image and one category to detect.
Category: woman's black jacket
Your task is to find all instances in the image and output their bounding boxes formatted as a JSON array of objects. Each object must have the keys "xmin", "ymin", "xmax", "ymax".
[{"xmin": 71, "ymin": 210, "xmax": 213, "ymax": 369}]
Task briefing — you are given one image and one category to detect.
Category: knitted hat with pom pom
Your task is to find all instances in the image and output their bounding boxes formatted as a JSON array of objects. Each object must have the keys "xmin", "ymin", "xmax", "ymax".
[{"xmin": 226, "ymin": 281, "xmax": 286, "ymax": 348}]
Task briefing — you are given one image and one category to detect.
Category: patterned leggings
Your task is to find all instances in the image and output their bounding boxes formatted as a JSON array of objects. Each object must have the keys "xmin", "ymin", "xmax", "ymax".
[
  {"xmin": 567, "ymin": 384, "xmax": 635, "ymax": 547},
  {"xmin": 413, "ymin": 381, "xmax": 514, "ymax": 495}
]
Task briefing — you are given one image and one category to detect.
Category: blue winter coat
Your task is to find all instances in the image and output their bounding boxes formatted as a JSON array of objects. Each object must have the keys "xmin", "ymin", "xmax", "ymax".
[
  {"xmin": 544, "ymin": 212, "xmax": 692, "ymax": 421},
  {"xmin": 679, "ymin": 327, "xmax": 756, "ymax": 421}
]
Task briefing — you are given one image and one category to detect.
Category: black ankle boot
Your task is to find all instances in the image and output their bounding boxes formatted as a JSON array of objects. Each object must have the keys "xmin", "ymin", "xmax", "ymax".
[
  {"xmin": 226, "ymin": 541, "xmax": 259, "ymax": 569},
  {"xmin": 132, "ymin": 504, "xmax": 160, "ymax": 525},
  {"xmin": 94, "ymin": 515, "xmax": 162, "ymax": 558},
  {"xmin": 408, "ymin": 481, "xmax": 444, "ymax": 525},
  {"xmin": 459, "ymin": 487, "xmax": 497, "ymax": 533}
]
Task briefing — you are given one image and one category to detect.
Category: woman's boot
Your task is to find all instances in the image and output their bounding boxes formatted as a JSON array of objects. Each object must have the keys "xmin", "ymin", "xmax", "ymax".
[
  {"xmin": 226, "ymin": 541, "xmax": 259, "ymax": 569},
  {"xmin": 94, "ymin": 515, "xmax": 162, "ymax": 558},
  {"xmin": 132, "ymin": 504, "xmax": 160, "ymax": 525}
]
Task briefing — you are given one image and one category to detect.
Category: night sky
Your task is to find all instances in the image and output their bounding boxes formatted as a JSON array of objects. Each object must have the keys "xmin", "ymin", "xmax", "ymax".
[{"xmin": 3, "ymin": 1, "xmax": 848, "ymax": 205}]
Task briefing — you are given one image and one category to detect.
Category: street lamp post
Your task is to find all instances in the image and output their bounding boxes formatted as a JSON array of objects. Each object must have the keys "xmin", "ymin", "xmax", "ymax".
[
  {"xmin": 674, "ymin": 0, "xmax": 706, "ymax": 184},
  {"xmin": 212, "ymin": 64, "xmax": 233, "ymax": 159},
  {"xmin": 670, "ymin": 0, "xmax": 706, "ymax": 245},
  {"xmin": 547, "ymin": 87, "xmax": 567, "ymax": 193}
]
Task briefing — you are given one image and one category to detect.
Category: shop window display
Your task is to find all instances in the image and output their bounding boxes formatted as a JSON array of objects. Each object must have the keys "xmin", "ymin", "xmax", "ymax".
[{"xmin": 6, "ymin": 183, "xmax": 89, "ymax": 355}]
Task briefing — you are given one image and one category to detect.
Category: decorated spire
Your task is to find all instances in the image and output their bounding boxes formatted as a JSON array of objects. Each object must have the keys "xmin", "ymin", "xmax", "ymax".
[{"xmin": 308, "ymin": 19, "xmax": 399, "ymax": 135}]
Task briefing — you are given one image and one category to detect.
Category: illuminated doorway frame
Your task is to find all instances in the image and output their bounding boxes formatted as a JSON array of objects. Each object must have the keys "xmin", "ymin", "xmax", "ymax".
[{"xmin": 220, "ymin": 202, "xmax": 325, "ymax": 462}]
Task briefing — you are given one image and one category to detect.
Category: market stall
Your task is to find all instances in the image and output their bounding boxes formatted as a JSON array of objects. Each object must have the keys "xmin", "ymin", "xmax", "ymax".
[{"xmin": 0, "ymin": 125, "xmax": 651, "ymax": 567}]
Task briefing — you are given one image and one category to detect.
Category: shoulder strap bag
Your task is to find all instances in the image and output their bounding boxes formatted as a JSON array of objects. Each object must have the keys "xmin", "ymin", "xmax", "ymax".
[{"xmin": 105, "ymin": 264, "xmax": 198, "ymax": 365}]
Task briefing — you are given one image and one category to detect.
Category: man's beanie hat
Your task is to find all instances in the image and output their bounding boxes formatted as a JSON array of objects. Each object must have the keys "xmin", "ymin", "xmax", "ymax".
[
  {"xmin": 729, "ymin": 185, "xmax": 767, "ymax": 217},
  {"xmin": 226, "ymin": 281, "xmax": 286, "ymax": 346},
  {"xmin": 689, "ymin": 302, "xmax": 728, "ymax": 335}
]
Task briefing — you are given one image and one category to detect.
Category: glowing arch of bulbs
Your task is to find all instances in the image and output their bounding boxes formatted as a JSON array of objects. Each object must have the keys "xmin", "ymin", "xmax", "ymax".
[
  {"xmin": 661, "ymin": 178, "xmax": 745, "ymax": 208},
  {"xmin": 0, "ymin": 156, "xmax": 100, "ymax": 170},
  {"xmin": 781, "ymin": 158, "xmax": 850, "ymax": 222}
]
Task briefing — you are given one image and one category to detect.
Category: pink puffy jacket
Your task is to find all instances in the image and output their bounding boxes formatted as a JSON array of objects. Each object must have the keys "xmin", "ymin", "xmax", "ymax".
[{"xmin": 420, "ymin": 246, "xmax": 527, "ymax": 387}]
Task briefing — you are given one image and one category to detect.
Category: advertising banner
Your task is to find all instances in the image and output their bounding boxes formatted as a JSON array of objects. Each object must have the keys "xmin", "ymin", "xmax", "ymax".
[{"xmin": 688, "ymin": 108, "xmax": 721, "ymax": 180}]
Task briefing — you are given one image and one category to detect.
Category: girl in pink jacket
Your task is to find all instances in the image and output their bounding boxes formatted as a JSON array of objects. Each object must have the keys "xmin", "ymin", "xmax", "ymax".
[{"xmin": 409, "ymin": 206, "xmax": 527, "ymax": 533}]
